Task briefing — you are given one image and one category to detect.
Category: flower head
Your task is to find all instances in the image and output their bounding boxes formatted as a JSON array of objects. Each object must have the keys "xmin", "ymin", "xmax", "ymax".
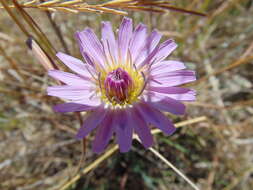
[{"xmin": 47, "ymin": 17, "xmax": 196, "ymax": 153}]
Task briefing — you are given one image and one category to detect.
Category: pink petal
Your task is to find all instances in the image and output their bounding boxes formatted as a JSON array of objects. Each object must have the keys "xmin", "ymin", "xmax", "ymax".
[
  {"xmin": 118, "ymin": 17, "xmax": 133, "ymax": 62},
  {"xmin": 148, "ymin": 86, "xmax": 192, "ymax": 94},
  {"xmin": 154, "ymin": 70, "xmax": 195, "ymax": 78},
  {"xmin": 148, "ymin": 86, "xmax": 196, "ymax": 101},
  {"xmin": 131, "ymin": 107, "xmax": 153, "ymax": 148},
  {"xmin": 150, "ymin": 61, "xmax": 186, "ymax": 75},
  {"xmin": 48, "ymin": 70, "xmax": 90, "ymax": 85},
  {"xmin": 165, "ymin": 91, "xmax": 196, "ymax": 101},
  {"xmin": 134, "ymin": 30, "xmax": 162, "ymax": 66},
  {"xmin": 81, "ymin": 51, "xmax": 94, "ymax": 66},
  {"xmin": 114, "ymin": 110, "xmax": 133, "ymax": 153},
  {"xmin": 53, "ymin": 103, "xmax": 95, "ymax": 113},
  {"xmin": 101, "ymin": 21, "xmax": 118, "ymax": 64},
  {"xmin": 76, "ymin": 107, "xmax": 107, "ymax": 139},
  {"xmin": 150, "ymin": 70, "xmax": 196, "ymax": 87},
  {"xmin": 56, "ymin": 52, "xmax": 93, "ymax": 78},
  {"xmin": 75, "ymin": 28, "xmax": 106, "ymax": 69},
  {"xmin": 92, "ymin": 112, "xmax": 115, "ymax": 153},
  {"xmin": 136, "ymin": 102, "xmax": 176, "ymax": 135},
  {"xmin": 145, "ymin": 92, "xmax": 185, "ymax": 115},
  {"xmin": 47, "ymin": 85, "xmax": 94, "ymax": 101},
  {"xmin": 129, "ymin": 23, "xmax": 147, "ymax": 62},
  {"xmin": 139, "ymin": 39, "xmax": 177, "ymax": 68}
]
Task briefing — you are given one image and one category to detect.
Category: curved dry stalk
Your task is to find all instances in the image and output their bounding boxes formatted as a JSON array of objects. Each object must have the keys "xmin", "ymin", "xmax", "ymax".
[{"xmin": 148, "ymin": 147, "xmax": 200, "ymax": 190}]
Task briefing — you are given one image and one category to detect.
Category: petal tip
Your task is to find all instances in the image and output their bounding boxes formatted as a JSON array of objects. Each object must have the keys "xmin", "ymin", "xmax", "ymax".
[
  {"xmin": 165, "ymin": 126, "xmax": 177, "ymax": 136},
  {"xmin": 92, "ymin": 145, "xmax": 105, "ymax": 154},
  {"xmin": 123, "ymin": 16, "xmax": 132, "ymax": 22},
  {"xmin": 142, "ymin": 140, "xmax": 153, "ymax": 149},
  {"xmin": 56, "ymin": 52, "xmax": 64, "ymax": 59},
  {"xmin": 75, "ymin": 133, "xmax": 84, "ymax": 140},
  {"xmin": 119, "ymin": 147, "xmax": 131, "ymax": 153},
  {"xmin": 48, "ymin": 69, "xmax": 57, "ymax": 77},
  {"xmin": 52, "ymin": 105, "xmax": 61, "ymax": 112}
]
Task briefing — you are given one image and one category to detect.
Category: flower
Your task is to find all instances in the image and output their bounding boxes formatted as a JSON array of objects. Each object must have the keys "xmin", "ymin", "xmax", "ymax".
[{"xmin": 47, "ymin": 17, "xmax": 196, "ymax": 153}]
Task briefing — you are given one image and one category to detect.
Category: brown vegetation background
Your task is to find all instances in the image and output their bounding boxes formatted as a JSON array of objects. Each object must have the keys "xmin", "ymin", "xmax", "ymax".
[{"xmin": 0, "ymin": 0, "xmax": 253, "ymax": 190}]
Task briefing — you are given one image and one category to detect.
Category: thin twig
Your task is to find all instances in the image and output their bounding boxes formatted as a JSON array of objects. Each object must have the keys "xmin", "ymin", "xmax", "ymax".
[
  {"xmin": 148, "ymin": 147, "xmax": 200, "ymax": 190},
  {"xmin": 58, "ymin": 144, "xmax": 119, "ymax": 190},
  {"xmin": 191, "ymin": 55, "xmax": 253, "ymax": 86},
  {"xmin": 40, "ymin": 0, "xmax": 70, "ymax": 54},
  {"xmin": 26, "ymin": 37, "xmax": 57, "ymax": 70},
  {"xmin": 12, "ymin": 0, "xmax": 57, "ymax": 59},
  {"xmin": 0, "ymin": 0, "xmax": 30, "ymax": 37},
  {"xmin": 0, "ymin": 44, "xmax": 26, "ymax": 81}
]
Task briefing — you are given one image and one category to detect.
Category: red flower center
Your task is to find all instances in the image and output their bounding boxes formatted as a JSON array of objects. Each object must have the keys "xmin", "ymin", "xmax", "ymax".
[{"xmin": 104, "ymin": 68, "xmax": 132, "ymax": 104}]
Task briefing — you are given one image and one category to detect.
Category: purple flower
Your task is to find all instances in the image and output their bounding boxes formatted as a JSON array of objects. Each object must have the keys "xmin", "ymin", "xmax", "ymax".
[{"xmin": 47, "ymin": 17, "xmax": 196, "ymax": 153}]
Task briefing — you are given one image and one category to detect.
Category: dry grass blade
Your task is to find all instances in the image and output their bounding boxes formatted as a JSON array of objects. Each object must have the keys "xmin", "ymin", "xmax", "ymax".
[
  {"xmin": 0, "ymin": 44, "xmax": 26, "ymax": 81},
  {"xmin": 58, "ymin": 145, "xmax": 119, "ymax": 190},
  {"xmin": 132, "ymin": 1, "xmax": 207, "ymax": 16},
  {"xmin": 150, "ymin": 116, "xmax": 207, "ymax": 135},
  {"xmin": 187, "ymin": 99, "xmax": 253, "ymax": 110},
  {"xmin": 41, "ymin": 0, "xmax": 70, "ymax": 54},
  {"xmin": 0, "ymin": 0, "xmax": 206, "ymax": 16},
  {"xmin": 193, "ymin": 55, "xmax": 253, "ymax": 86},
  {"xmin": 122, "ymin": 5, "xmax": 165, "ymax": 13},
  {"xmin": 12, "ymin": 0, "xmax": 57, "ymax": 59},
  {"xmin": 0, "ymin": 0, "xmax": 57, "ymax": 69},
  {"xmin": 26, "ymin": 37, "xmax": 56, "ymax": 70},
  {"xmin": 0, "ymin": 32, "xmax": 15, "ymax": 42},
  {"xmin": 148, "ymin": 147, "xmax": 200, "ymax": 190},
  {"xmin": 39, "ymin": 0, "xmax": 62, "ymax": 6},
  {"xmin": 88, "ymin": 6, "xmax": 128, "ymax": 15},
  {"xmin": 104, "ymin": 0, "xmax": 206, "ymax": 16},
  {"xmin": 155, "ymin": 4, "xmax": 206, "ymax": 16},
  {"xmin": 212, "ymin": 55, "xmax": 253, "ymax": 76},
  {"xmin": 0, "ymin": 0, "xmax": 30, "ymax": 37},
  {"xmin": 189, "ymin": 38, "xmax": 253, "ymax": 87},
  {"xmin": 59, "ymin": 116, "xmax": 207, "ymax": 190}
]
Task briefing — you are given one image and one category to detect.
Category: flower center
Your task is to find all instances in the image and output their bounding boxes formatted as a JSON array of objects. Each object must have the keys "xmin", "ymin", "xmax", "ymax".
[{"xmin": 104, "ymin": 68, "xmax": 132, "ymax": 104}]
